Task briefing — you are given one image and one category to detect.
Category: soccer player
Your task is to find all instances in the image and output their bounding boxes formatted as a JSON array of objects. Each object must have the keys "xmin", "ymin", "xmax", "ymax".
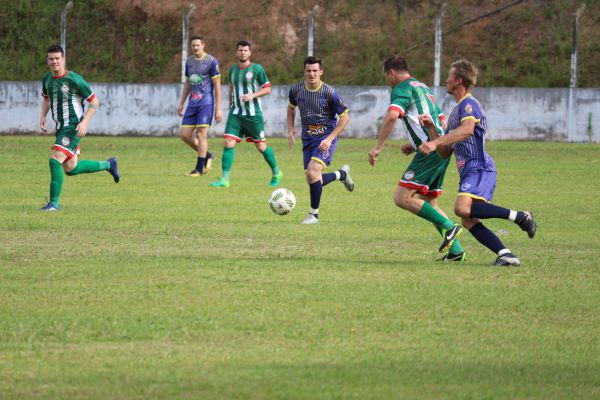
[
  {"xmin": 40, "ymin": 45, "xmax": 119, "ymax": 211},
  {"xmin": 177, "ymin": 35, "xmax": 221, "ymax": 176},
  {"xmin": 419, "ymin": 59, "xmax": 537, "ymax": 266},
  {"xmin": 210, "ymin": 40, "xmax": 282, "ymax": 188},
  {"xmin": 287, "ymin": 56, "xmax": 354, "ymax": 225},
  {"xmin": 368, "ymin": 55, "xmax": 465, "ymax": 260}
]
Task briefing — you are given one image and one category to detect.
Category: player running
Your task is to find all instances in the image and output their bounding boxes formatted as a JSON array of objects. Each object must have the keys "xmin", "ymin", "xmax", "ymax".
[
  {"xmin": 419, "ymin": 59, "xmax": 537, "ymax": 266},
  {"xmin": 287, "ymin": 56, "xmax": 354, "ymax": 224},
  {"xmin": 40, "ymin": 45, "xmax": 119, "ymax": 211}
]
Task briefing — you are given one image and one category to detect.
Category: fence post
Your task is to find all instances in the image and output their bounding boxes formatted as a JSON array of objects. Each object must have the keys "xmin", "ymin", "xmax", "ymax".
[
  {"xmin": 181, "ymin": 4, "xmax": 196, "ymax": 84},
  {"xmin": 434, "ymin": 3, "xmax": 447, "ymax": 87},
  {"xmin": 60, "ymin": 1, "xmax": 74, "ymax": 61},
  {"xmin": 307, "ymin": 5, "xmax": 320, "ymax": 56},
  {"xmin": 567, "ymin": 3, "xmax": 586, "ymax": 142}
]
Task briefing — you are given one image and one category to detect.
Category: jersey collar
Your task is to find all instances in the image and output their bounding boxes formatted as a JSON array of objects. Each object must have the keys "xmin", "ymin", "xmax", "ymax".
[
  {"xmin": 304, "ymin": 81, "xmax": 323, "ymax": 92},
  {"xmin": 52, "ymin": 69, "xmax": 68, "ymax": 79},
  {"xmin": 457, "ymin": 92, "xmax": 473, "ymax": 104}
]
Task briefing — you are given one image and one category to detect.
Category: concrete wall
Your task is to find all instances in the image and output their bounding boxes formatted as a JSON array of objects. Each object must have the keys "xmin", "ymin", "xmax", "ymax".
[{"xmin": 1, "ymin": 81, "xmax": 598, "ymax": 142}]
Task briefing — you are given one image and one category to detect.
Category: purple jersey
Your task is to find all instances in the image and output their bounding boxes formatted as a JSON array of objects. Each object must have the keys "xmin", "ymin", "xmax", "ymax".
[
  {"xmin": 288, "ymin": 81, "xmax": 348, "ymax": 144},
  {"xmin": 185, "ymin": 54, "xmax": 220, "ymax": 107},
  {"xmin": 447, "ymin": 94, "xmax": 496, "ymax": 173}
]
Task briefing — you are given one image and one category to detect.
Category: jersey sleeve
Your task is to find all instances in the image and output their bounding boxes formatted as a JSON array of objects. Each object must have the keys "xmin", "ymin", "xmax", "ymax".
[
  {"xmin": 331, "ymin": 89, "xmax": 349, "ymax": 116},
  {"xmin": 459, "ymin": 98, "xmax": 482, "ymax": 125},
  {"xmin": 388, "ymin": 87, "xmax": 411, "ymax": 118},
  {"xmin": 75, "ymin": 75, "xmax": 95, "ymax": 102},
  {"xmin": 210, "ymin": 58, "xmax": 220, "ymax": 79},
  {"xmin": 256, "ymin": 65, "xmax": 271, "ymax": 89},
  {"xmin": 41, "ymin": 77, "xmax": 48, "ymax": 98},
  {"xmin": 184, "ymin": 62, "xmax": 190, "ymax": 79},
  {"xmin": 288, "ymin": 86, "xmax": 297, "ymax": 108}
]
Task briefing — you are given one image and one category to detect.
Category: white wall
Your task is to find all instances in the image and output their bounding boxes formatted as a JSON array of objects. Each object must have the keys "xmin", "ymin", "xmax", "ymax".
[{"xmin": 1, "ymin": 81, "xmax": 598, "ymax": 142}]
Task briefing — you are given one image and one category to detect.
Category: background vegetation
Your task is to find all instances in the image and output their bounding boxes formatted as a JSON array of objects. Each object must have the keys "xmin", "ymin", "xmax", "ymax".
[{"xmin": 1, "ymin": 0, "xmax": 599, "ymax": 87}]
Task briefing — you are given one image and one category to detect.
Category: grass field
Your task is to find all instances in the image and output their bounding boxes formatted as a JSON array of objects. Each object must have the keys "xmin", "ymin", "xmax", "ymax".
[{"xmin": 1, "ymin": 135, "xmax": 599, "ymax": 399}]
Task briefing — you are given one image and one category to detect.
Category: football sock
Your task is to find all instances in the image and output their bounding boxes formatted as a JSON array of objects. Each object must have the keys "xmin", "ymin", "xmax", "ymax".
[
  {"xmin": 418, "ymin": 202, "xmax": 455, "ymax": 230},
  {"xmin": 322, "ymin": 173, "xmax": 336, "ymax": 186},
  {"xmin": 195, "ymin": 157, "xmax": 205, "ymax": 173},
  {"xmin": 262, "ymin": 146, "xmax": 280, "ymax": 174},
  {"xmin": 436, "ymin": 226, "xmax": 464, "ymax": 255},
  {"xmin": 309, "ymin": 181, "xmax": 323, "ymax": 211},
  {"xmin": 310, "ymin": 208, "xmax": 319, "ymax": 218},
  {"xmin": 49, "ymin": 158, "xmax": 64, "ymax": 207},
  {"xmin": 65, "ymin": 160, "xmax": 109, "ymax": 176},
  {"xmin": 338, "ymin": 169, "xmax": 347, "ymax": 181},
  {"xmin": 222, "ymin": 147, "xmax": 234, "ymax": 180},
  {"xmin": 469, "ymin": 222, "xmax": 505, "ymax": 254},
  {"xmin": 205, "ymin": 151, "xmax": 212, "ymax": 166},
  {"xmin": 470, "ymin": 202, "xmax": 511, "ymax": 220}
]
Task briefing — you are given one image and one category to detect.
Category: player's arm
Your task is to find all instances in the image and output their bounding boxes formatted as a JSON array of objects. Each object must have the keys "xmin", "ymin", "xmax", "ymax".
[
  {"xmin": 368, "ymin": 109, "xmax": 399, "ymax": 166},
  {"xmin": 76, "ymin": 96, "xmax": 100, "ymax": 137},
  {"xmin": 177, "ymin": 80, "xmax": 190, "ymax": 117},
  {"xmin": 419, "ymin": 118, "xmax": 476, "ymax": 155},
  {"xmin": 241, "ymin": 84, "xmax": 271, "ymax": 103},
  {"xmin": 40, "ymin": 96, "xmax": 50, "ymax": 133},
  {"xmin": 287, "ymin": 105, "xmax": 296, "ymax": 149},
  {"xmin": 213, "ymin": 75, "xmax": 222, "ymax": 123}
]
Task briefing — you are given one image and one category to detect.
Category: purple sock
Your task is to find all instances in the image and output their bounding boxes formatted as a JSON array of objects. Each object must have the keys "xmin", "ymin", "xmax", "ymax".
[
  {"xmin": 469, "ymin": 222, "xmax": 506, "ymax": 254},
  {"xmin": 470, "ymin": 202, "xmax": 511, "ymax": 220},
  {"xmin": 309, "ymin": 181, "xmax": 323, "ymax": 210}
]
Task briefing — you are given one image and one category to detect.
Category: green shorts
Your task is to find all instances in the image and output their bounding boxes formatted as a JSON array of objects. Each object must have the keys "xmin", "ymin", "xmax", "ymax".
[
  {"xmin": 52, "ymin": 127, "xmax": 81, "ymax": 160},
  {"xmin": 224, "ymin": 113, "xmax": 266, "ymax": 143},
  {"xmin": 398, "ymin": 151, "xmax": 450, "ymax": 197}
]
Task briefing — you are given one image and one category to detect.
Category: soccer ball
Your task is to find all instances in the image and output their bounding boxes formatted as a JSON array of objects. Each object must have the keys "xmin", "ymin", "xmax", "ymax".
[{"xmin": 268, "ymin": 188, "xmax": 296, "ymax": 216}]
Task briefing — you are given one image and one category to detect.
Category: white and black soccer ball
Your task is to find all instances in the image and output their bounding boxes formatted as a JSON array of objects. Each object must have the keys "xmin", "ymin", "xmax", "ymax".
[{"xmin": 268, "ymin": 188, "xmax": 296, "ymax": 216}]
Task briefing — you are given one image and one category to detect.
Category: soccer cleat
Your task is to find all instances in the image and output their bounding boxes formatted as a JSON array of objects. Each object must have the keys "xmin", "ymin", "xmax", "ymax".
[
  {"xmin": 340, "ymin": 164, "xmax": 354, "ymax": 192},
  {"xmin": 40, "ymin": 202, "xmax": 59, "ymax": 212},
  {"xmin": 268, "ymin": 170, "xmax": 283, "ymax": 187},
  {"xmin": 516, "ymin": 211, "xmax": 537, "ymax": 238},
  {"xmin": 492, "ymin": 253, "xmax": 521, "ymax": 267},
  {"xmin": 439, "ymin": 224, "xmax": 463, "ymax": 253},
  {"xmin": 302, "ymin": 213, "xmax": 319, "ymax": 225},
  {"xmin": 107, "ymin": 157, "xmax": 120, "ymax": 183},
  {"xmin": 185, "ymin": 169, "xmax": 202, "ymax": 177},
  {"xmin": 437, "ymin": 252, "xmax": 466, "ymax": 262},
  {"xmin": 203, "ymin": 153, "xmax": 215, "ymax": 174},
  {"xmin": 209, "ymin": 177, "xmax": 230, "ymax": 188}
]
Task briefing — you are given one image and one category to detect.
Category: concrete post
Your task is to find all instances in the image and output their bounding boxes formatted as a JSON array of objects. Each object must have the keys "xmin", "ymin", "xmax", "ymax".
[
  {"xmin": 307, "ymin": 5, "xmax": 319, "ymax": 57},
  {"xmin": 181, "ymin": 4, "xmax": 196, "ymax": 84},
  {"xmin": 60, "ymin": 1, "xmax": 74, "ymax": 61},
  {"xmin": 434, "ymin": 3, "xmax": 447, "ymax": 87},
  {"xmin": 567, "ymin": 3, "xmax": 586, "ymax": 142}
]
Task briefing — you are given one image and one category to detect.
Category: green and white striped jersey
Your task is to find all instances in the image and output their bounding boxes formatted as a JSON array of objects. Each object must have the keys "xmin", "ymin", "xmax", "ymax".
[
  {"xmin": 388, "ymin": 77, "xmax": 446, "ymax": 149},
  {"xmin": 41, "ymin": 70, "xmax": 95, "ymax": 131},
  {"xmin": 228, "ymin": 63, "xmax": 271, "ymax": 117}
]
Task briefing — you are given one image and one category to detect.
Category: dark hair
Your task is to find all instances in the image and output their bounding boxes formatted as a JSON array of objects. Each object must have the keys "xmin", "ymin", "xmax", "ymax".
[
  {"xmin": 190, "ymin": 35, "xmax": 204, "ymax": 43},
  {"xmin": 450, "ymin": 59, "xmax": 478, "ymax": 89},
  {"xmin": 237, "ymin": 40, "xmax": 251, "ymax": 49},
  {"xmin": 383, "ymin": 55, "xmax": 409, "ymax": 73},
  {"xmin": 47, "ymin": 45, "xmax": 64, "ymax": 55},
  {"xmin": 304, "ymin": 56, "xmax": 322, "ymax": 68}
]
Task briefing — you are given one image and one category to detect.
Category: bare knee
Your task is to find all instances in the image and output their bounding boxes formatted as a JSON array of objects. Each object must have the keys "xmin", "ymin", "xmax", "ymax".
[{"xmin": 454, "ymin": 203, "xmax": 471, "ymax": 219}]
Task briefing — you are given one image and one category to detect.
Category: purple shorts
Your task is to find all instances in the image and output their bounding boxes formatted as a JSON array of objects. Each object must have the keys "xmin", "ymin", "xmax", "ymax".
[
  {"xmin": 458, "ymin": 168, "xmax": 497, "ymax": 202},
  {"xmin": 302, "ymin": 137, "xmax": 338, "ymax": 170},
  {"xmin": 182, "ymin": 104, "xmax": 213, "ymax": 127}
]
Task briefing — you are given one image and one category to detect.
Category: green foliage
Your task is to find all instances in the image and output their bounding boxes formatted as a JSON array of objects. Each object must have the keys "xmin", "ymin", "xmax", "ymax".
[{"xmin": 1, "ymin": 136, "xmax": 600, "ymax": 398}]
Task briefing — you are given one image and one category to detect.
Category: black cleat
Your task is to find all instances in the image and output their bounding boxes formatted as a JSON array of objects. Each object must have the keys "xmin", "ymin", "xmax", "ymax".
[
  {"xmin": 437, "ymin": 252, "xmax": 466, "ymax": 262},
  {"xmin": 516, "ymin": 211, "xmax": 537, "ymax": 238},
  {"xmin": 492, "ymin": 253, "xmax": 521, "ymax": 267},
  {"xmin": 439, "ymin": 224, "xmax": 463, "ymax": 253}
]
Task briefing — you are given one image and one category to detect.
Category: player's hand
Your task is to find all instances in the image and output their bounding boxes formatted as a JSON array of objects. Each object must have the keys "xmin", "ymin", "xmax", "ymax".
[
  {"xmin": 76, "ymin": 121, "xmax": 88, "ymax": 137},
  {"xmin": 287, "ymin": 130, "xmax": 296, "ymax": 149},
  {"xmin": 215, "ymin": 109, "xmax": 222, "ymax": 123},
  {"xmin": 319, "ymin": 137, "xmax": 332, "ymax": 152},
  {"xmin": 241, "ymin": 93, "xmax": 253, "ymax": 103},
  {"xmin": 177, "ymin": 104, "xmax": 184, "ymax": 117},
  {"xmin": 419, "ymin": 114, "xmax": 434, "ymax": 128},
  {"xmin": 401, "ymin": 144, "xmax": 415, "ymax": 156},
  {"xmin": 40, "ymin": 117, "xmax": 47, "ymax": 133},
  {"xmin": 418, "ymin": 141, "xmax": 436, "ymax": 155},
  {"xmin": 368, "ymin": 146, "xmax": 382, "ymax": 166}
]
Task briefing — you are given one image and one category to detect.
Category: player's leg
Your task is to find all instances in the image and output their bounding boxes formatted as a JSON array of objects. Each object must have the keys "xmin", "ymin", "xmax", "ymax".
[
  {"xmin": 253, "ymin": 139, "xmax": 283, "ymax": 186},
  {"xmin": 210, "ymin": 114, "xmax": 241, "ymax": 187},
  {"xmin": 193, "ymin": 105, "xmax": 215, "ymax": 175},
  {"xmin": 303, "ymin": 158, "xmax": 325, "ymax": 224},
  {"xmin": 62, "ymin": 149, "xmax": 119, "ymax": 183},
  {"xmin": 320, "ymin": 140, "xmax": 354, "ymax": 191},
  {"xmin": 43, "ymin": 148, "xmax": 68, "ymax": 211},
  {"xmin": 422, "ymin": 195, "xmax": 465, "ymax": 261}
]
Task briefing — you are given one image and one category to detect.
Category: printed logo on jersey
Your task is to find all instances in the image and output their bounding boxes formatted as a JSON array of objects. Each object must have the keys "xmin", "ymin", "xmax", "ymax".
[
  {"xmin": 403, "ymin": 170, "xmax": 415, "ymax": 181},
  {"xmin": 61, "ymin": 137, "xmax": 71, "ymax": 146},
  {"xmin": 245, "ymin": 71, "xmax": 254, "ymax": 81},
  {"xmin": 60, "ymin": 85, "xmax": 71, "ymax": 95},
  {"xmin": 464, "ymin": 104, "xmax": 473, "ymax": 114},
  {"xmin": 307, "ymin": 124, "xmax": 326, "ymax": 136},
  {"xmin": 190, "ymin": 93, "xmax": 204, "ymax": 100},
  {"xmin": 319, "ymin": 96, "xmax": 327, "ymax": 108},
  {"xmin": 189, "ymin": 74, "xmax": 203, "ymax": 85}
]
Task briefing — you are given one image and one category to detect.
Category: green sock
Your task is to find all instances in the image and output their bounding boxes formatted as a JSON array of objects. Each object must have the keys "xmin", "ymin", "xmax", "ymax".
[
  {"xmin": 66, "ymin": 160, "xmax": 109, "ymax": 176},
  {"xmin": 49, "ymin": 158, "xmax": 63, "ymax": 207},
  {"xmin": 262, "ymin": 146, "xmax": 280, "ymax": 174},
  {"xmin": 418, "ymin": 202, "xmax": 455, "ymax": 230},
  {"xmin": 435, "ymin": 225, "xmax": 464, "ymax": 255},
  {"xmin": 222, "ymin": 147, "xmax": 234, "ymax": 180}
]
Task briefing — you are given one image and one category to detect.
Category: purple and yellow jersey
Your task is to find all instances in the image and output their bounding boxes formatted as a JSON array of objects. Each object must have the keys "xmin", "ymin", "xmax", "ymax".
[
  {"xmin": 185, "ymin": 53, "xmax": 220, "ymax": 107},
  {"xmin": 288, "ymin": 81, "xmax": 348, "ymax": 144},
  {"xmin": 41, "ymin": 70, "xmax": 95, "ymax": 131},
  {"xmin": 447, "ymin": 94, "xmax": 496, "ymax": 172},
  {"xmin": 388, "ymin": 77, "xmax": 445, "ymax": 150}
]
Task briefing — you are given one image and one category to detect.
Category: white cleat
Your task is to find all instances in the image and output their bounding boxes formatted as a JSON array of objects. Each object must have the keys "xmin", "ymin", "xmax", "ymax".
[
  {"xmin": 302, "ymin": 213, "xmax": 319, "ymax": 225},
  {"xmin": 340, "ymin": 164, "xmax": 354, "ymax": 192}
]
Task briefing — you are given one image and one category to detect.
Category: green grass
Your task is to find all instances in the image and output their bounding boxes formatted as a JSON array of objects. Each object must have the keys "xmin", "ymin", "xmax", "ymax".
[{"xmin": 1, "ymin": 136, "xmax": 599, "ymax": 399}]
